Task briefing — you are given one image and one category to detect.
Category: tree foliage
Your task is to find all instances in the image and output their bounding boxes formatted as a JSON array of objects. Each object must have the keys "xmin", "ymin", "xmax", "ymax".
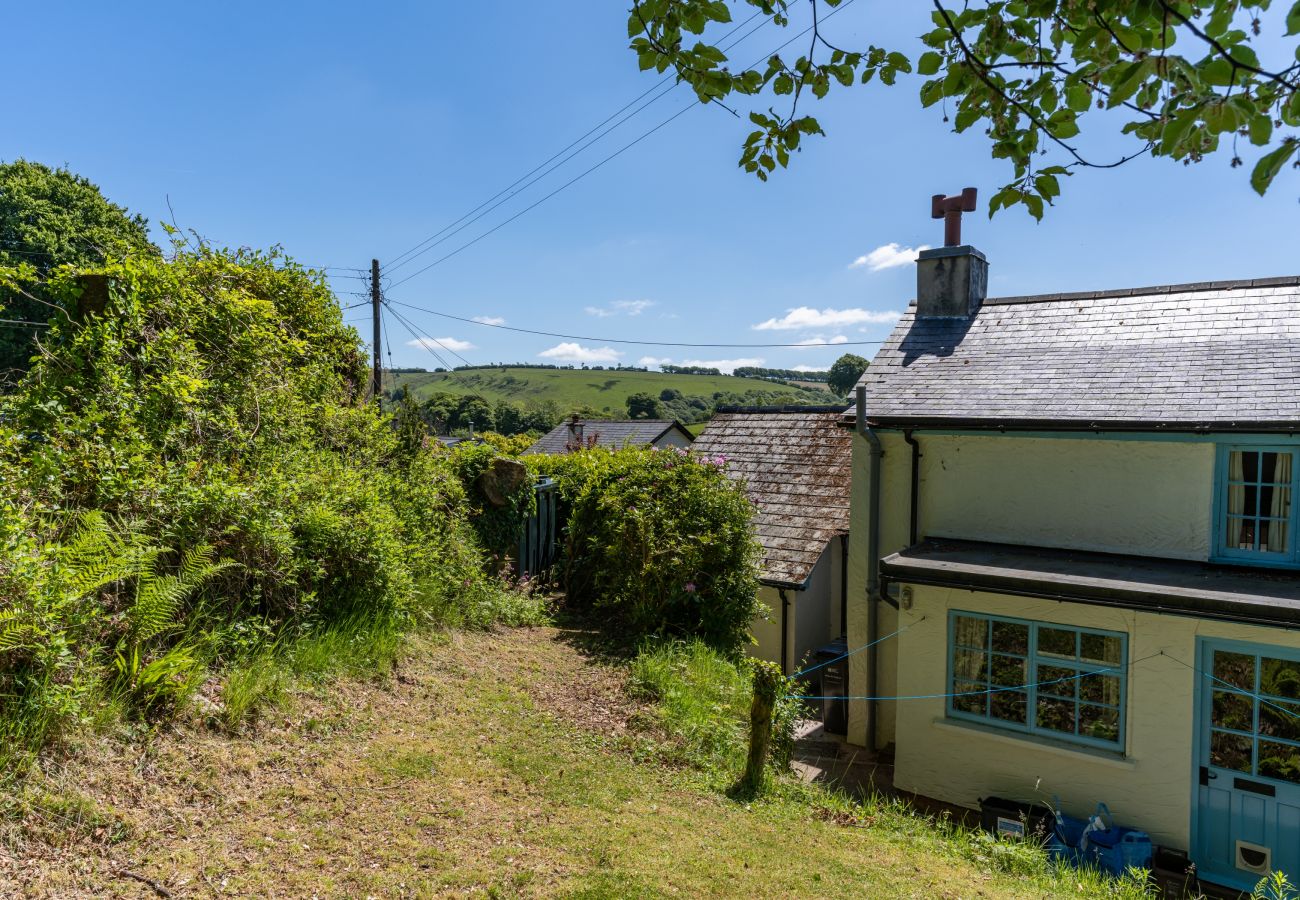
[
  {"xmin": 627, "ymin": 390, "xmax": 665, "ymax": 418},
  {"xmin": 0, "ymin": 160, "xmax": 156, "ymax": 379},
  {"xmin": 628, "ymin": 0, "xmax": 1300, "ymax": 214},
  {"xmin": 827, "ymin": 352, "xmax": 869, "ymax": 395}
]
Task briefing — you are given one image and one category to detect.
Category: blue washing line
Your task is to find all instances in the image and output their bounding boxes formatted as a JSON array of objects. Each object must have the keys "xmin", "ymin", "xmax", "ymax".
[
  {"xmin": 788, "ymin": 618, "xmax": 924, "ymax": 679},
  {"xmin": 1164, "ymin": 652, "xmax": 1300, "ymax": 722}
]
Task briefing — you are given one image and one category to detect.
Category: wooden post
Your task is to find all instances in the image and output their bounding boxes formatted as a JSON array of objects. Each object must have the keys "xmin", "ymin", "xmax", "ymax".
[
  {"xmin": 736, "ymin": 660, "xmax": 784, "ymax": 795},
  {"xmin": 370, "ymin": 258, "xmax": 382, "ymax": 405}
]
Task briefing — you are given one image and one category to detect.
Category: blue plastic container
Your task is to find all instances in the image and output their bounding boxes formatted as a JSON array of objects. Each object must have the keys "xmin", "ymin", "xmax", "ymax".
[{"xmin": 1084, "ymin": 827, "xmax": 1153, "ymax": 875}]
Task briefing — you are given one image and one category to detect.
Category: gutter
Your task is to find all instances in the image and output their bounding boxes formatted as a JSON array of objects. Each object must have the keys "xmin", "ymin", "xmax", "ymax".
[
  {"xmin": 866, "ymin": 416, "xmax": 1300, "ymax": 434},
  {"xmin": 778, "ymin": 588, "xmax": 791, "ymax": 675},
  {"xmin": 857, "ymin": 385, "xmax": 883, "ymax": 752}
]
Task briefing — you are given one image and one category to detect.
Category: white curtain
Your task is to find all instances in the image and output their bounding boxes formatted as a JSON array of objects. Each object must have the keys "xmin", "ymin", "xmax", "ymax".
[
  {"xmin": 1228, "ymin": 452, "xmax": 1246, "ymax": 548},
  {"xmin": 1269, "ymin": 453, "xmax": 1293, "ymax": 553}
]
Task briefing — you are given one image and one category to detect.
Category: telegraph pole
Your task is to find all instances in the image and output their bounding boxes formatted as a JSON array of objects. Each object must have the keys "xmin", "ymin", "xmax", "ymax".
[{"xmin": 370, "ymin": 258, "xmax": 382, "ymax": 406}]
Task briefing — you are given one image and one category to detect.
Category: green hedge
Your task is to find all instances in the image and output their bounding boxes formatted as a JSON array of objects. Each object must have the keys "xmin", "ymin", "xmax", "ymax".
[{"xmin": 527, "ymin": 447, "xmax": 762, "ymax": 653}]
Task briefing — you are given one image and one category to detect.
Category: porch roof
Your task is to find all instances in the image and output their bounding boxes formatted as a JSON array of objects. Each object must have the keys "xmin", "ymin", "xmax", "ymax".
[{"xmin": 881, "ymin": 539, "xmax": 1300, "ymax": 629}]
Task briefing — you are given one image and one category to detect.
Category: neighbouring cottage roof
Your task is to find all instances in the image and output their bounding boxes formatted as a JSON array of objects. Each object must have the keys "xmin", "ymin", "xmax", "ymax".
[
  {"xmin": 692, "ymin": 407, "xmax": 852, "ymax": 589},
  {"xmin": 858, "ymin": 276, "xmax": 1300, "ymax": 431},
  {"xmin": 523, "ymin": 419, "xmax": 693, "ymax": 455}
]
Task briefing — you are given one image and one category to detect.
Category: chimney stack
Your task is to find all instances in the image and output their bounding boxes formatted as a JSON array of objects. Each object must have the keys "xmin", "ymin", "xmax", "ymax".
[
  {"xmin": 916, "ymin": 187, "xmax": 987, "ymax": 318},
  {"xmin": 567, "ymin": 414, "xmax": 584, "ymax": 446}
]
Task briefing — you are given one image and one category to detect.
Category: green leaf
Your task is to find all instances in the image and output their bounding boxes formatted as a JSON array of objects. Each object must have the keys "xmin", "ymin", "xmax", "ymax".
[
  {"xmin": 1249, "ymin": 114, "xmax": 1273, "ymax": 147},
  {"xmin": 1065, "ymin": 83, "xmax": 1091, "ymax": 112},
  {"xmin": 920, "ymin": 79, "xmax": 944, "ymax": 107},
  {"xmin": 1106, "ymin": 59, "xmax": 1149, "ymax": 109},
  {"xmin": 917, "ymin": 51, "xmax": 943, "ymax": 76},
  {"xmin": 1250, "ymin": 140, "xmax": 1298, "ymax": 195},
  {"xmin": 1288, "ymin": 1, "xmax": 1300, "ymax": 35},
  {"xmin": 1034, "ymin": 173, "xmax": 1060, "ymax": 200}
]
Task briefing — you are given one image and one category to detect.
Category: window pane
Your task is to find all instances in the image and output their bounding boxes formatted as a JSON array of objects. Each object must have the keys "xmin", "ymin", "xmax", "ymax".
[
  {"xmin": 1264, "ymin": 516, "xmax": 1290, "ymax": 554},
  {"xmin": 1228, "ymin": 482, "xmax": 1246, "ymax": 516},
  {"xmin": 1261, "ymin": 658, "xmax": 1300, "ymax": 701},
  {"xmin": 1242, "ymin": 451, "xmax": 1259, "ymax": 483},
  {"xmin": 1080, "ymin": 673, "xmax": 1121, "ymax": 706},
  {"xmin": 953, "ymin": 615, "xmax": 987, "ymax": 650},
  {"xmin": 1258, "ymin": 741, "xmax": 1300, "ymax": 784},
  {"xmin": 1244, "ymin": 484, "xmax": 1260, "ymax": 517},
  {"xmin": 951, "ymin": 680, "xmax": 986, "ymax": 715},
  {"xmin": 1214, "ymin": 651, "xmax": 1256, "ymax": 691},
  {"xmin": 1036, "ymin": 696, "xmax": 1075, "ymax": 735},
  {"xmin": 1228, "ymin": 517, "xmax": 1255, "ymax": 550},
  {"xmin": 1080, "ymin": 633, "xmax": 1122, "ymax": 665},
  {"xmin": 1038, "ymin": 664, "xmax": 1079, "ymax": 699},
  {"xmin": 1259, "ymin": 700, "xmax": 1300, "ymax": 743},
  {"xmin": 1264, "ymin": 452, "xmax": 1282, "ymax": 482},
  {"xmin": 1211, "ymin": 730, "xmax": 1253, "ymax": 772},
  {"xmin": 1038, "ymin": 628, "xmax": 1076, "ymax": 658},
  {"xmin": 990, "ymin": 690, "xmax": 1028, "ymax": 725},
  {"xmin": 952, "ymin": 649, "xmax": 987, "ymax": 682},
  {"xmin": 990, "ymin": 654, "xmax": 1026, "ymax": 687},
  {"xmin": 1213, "ymin": 690, "xmax": 1254, "ymax": 732},
  {"xmin": 991, "ymin": 620, "xmax": 1029, "ymax": 655},
  {"xmin": 1079, "ymin": 705, "xmax": 1119, "ymax": 743}
]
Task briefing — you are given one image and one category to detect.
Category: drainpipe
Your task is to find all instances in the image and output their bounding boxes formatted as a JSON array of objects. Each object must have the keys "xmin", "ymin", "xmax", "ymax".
[
  {"xmin": 856, "ymin": 385, "xmax": 883, "ymax": 752},
  {"xmin": 839, "ymin": 533, "xmax": 849, "ymax": 637},
  {"xmin": 903, "ymin": 430, "xmax": 921, "ymax": 546},
  {"xmin": 778, "ymin": 588, "xmax": 791, "ymax": 675}
]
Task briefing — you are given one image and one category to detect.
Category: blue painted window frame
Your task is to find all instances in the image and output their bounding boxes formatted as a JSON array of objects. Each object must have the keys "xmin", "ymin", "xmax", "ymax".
[
  {"xmin": 946, "ymin": 610, "xmax": 1128, "ymax": 752},
  {"xmin": 1212, "ymin": 444, "xmax": 1300, "ymax": 568}
]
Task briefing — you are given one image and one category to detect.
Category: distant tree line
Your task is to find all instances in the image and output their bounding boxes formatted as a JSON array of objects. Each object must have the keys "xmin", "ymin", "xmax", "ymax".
[{"xmin": 733, "ymin": 366, "xmax": 829, "ymax": 382}]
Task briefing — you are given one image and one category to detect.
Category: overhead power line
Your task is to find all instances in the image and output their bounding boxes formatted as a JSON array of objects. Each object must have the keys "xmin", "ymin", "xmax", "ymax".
[
  {"xmin": 383, "ymin": 9, "xmax": 768, "ymax": 275},
  {"xmin": 384, "ymin": 299, "xmax": 473, "ymax": 367},
  {"xmin": 387, "ymin": 298, "xmax": 889, "ymax": 348},
  {"xmin": 384, "ymin": 0, "xmax": 861, "ymax": 291},
  {"xmin": 384, "ymin": 299, "xmax": 456, "ymax": 370}
]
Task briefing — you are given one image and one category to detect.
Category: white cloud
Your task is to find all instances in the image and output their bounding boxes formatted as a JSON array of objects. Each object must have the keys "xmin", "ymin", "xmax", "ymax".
[
  {"xmin": 753, "ymin": 307, "xmax": 902, "ymax": 331},
  {"xmin": 794, "ymin": 335, "xmax": 849, "ymax": 346},
  {"xmin": 585, "ymin": 299, "xmax": 655, "ymax": 318},
  {"xmin": 793, "ymin": 364, "xmax": 827, "ymax": 373},
  {"xmin": 678, "ymin": 357, "xmax": 764, "ymax": 375},
  {"xmin": 406, "ymin": 336, "xmax": 475, "ymax": 352},
  {"xmin": 472, "ymin": 315, "xmax": 505, "ymax": 326},
  {"xmin": 538, "ymin": 342, "xmax": 623, "ymax": 364},
  {"xmin": 638, "ymin": 356, "xmax": 672, "ymax": 369},
  {"xmin": 849, "ymin": 242, "xmax": 931, "ymax": 272}
]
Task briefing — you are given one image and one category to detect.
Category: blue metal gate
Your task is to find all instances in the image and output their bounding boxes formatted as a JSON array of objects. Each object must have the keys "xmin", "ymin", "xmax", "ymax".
[{"xmin": 517, "ymin": 477, "xmax": 558, "ymax": 579}]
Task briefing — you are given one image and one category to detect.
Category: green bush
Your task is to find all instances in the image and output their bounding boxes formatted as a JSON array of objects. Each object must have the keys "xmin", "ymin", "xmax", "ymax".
[
  {"xmin": 527, "ymin": 447, "xmax": 761, "ymax": 653},
  {"xmin": 0, "ymin": 246, "xmax": 523, "ymax": 755}
]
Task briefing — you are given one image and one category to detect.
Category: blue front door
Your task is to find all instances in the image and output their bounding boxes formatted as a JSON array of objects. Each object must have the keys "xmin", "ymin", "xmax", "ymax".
[{"xmin": 1193, "ymin": 639, "xmax": 1300, "ymax": 891}]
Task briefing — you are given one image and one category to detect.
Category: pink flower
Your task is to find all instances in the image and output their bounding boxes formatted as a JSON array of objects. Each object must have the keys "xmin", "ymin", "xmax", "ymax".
[{"xmin": 684, "ymin": 582, "xmax": 696, "ymax": 593}]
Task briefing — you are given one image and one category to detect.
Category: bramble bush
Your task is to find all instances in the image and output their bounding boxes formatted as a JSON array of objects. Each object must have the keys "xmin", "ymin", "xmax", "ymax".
[
  {"xmin": 526, "ymin": 447, "xmax": 762, "ymax": 653},
  {"xmin": 0, "ymin": 246, "xmax": 529, "ymax": 758}
]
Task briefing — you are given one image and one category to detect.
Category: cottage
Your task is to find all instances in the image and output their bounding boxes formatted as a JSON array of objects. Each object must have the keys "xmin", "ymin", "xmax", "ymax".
[
  {"xmin": 523, "ymin": 415, "xmax": 693, "ymax": 455},
  {"xmin": 692, "ymin": 408, "xmax": 850, "ymax": 677},
  {"xmin": 845, "ymin": 210, "xmax": 1300, "ymax": 891}
]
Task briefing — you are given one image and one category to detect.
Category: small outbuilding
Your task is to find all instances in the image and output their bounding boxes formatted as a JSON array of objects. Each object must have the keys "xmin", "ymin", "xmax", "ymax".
[
  {"xmin": 692, "ymin": 406, "xmax": 851, "ymax": 676},
  {"xmin": 523, "ymin": 416, "xmax": 694, "ymax": 455}
]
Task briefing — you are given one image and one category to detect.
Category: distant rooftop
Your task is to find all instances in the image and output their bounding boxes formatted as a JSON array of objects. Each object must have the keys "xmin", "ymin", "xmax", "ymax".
[
  {"xmin": 522, "ymin": 419, "xmax": 693, "ymax": 455},
  {"xmin": 859, "ymin": 276, "xmax": 1300, "ymax": 431}
]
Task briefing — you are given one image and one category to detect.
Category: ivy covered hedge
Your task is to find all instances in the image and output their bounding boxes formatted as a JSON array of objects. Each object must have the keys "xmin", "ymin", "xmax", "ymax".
[{"xmin": 526, "ymin": 447, "xmax": 762, "ymax": 653}]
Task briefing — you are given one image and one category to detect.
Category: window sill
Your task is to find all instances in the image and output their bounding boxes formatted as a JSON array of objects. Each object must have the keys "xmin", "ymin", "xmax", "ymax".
[{"xmin": 931, "ymin": 717, "xmax": 1135, "ymax": 769}]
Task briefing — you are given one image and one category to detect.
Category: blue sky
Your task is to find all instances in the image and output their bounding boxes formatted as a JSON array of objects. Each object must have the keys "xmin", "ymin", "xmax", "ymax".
[{"xmin": 5, "ymin": 2, "xmax": 1296, "ymax": 373}]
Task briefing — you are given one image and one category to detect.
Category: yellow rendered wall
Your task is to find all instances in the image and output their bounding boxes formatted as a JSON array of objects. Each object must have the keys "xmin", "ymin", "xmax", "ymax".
[
  {"xmin": 749, "ymin": 586, "xmax": 784, "ymax": 669},
  {"xmin": 891, "ymin": 585, "xmax": 1300, "ymax": 849},
  {"xmin": 917, "ymin": 435, "xmax": 1216, "ymax": 560}
]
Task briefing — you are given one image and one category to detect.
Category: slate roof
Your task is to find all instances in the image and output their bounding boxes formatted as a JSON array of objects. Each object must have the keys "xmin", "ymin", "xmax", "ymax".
[
  {"xmin": 523, "ymin": 419, "xmax": 693, "ymax": 455},
  {"xmin": 859, "ymin": 276, "xmax": 1300, "ymax": 430},
  {"xmin": 692, "ymin": 408, "xmax": 852, "ymax": 588}
]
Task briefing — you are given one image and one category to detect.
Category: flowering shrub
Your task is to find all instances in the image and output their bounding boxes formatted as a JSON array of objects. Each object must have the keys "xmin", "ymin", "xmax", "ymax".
[{"xmin": 527, "ymin": 447, "xmax": 761, "ymax": 653}]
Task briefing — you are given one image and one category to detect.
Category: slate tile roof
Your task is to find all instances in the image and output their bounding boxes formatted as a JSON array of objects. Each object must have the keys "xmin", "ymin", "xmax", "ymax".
[
  {"xmin": 523, "ymin": 419, "xmax": 693, "ymax": 455},
  {"xmin": 692, "ymin": 409, "xmax": 852, "ymax": 588},
  {"xmin": 858, "ymin": 276, "xmax": 1300, "ymax": 429}
]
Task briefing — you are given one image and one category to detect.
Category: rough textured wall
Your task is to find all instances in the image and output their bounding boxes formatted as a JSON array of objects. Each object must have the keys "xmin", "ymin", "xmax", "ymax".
[
  {"xmin": 919, "ymin": 435, "xmax": 1215, "ymax": 560},
  {"xmin": 891, "ymin": 585, "xmax": 1300, "ymax": 849}
]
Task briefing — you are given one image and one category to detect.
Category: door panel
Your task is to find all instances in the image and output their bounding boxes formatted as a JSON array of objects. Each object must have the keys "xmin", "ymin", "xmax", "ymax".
[{"xmin": 1194, "ymin": 640, "xmax": 1300, "ymax": 891}]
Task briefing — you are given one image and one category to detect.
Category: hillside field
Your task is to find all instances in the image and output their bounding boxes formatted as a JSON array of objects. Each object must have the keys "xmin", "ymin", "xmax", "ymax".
[{"xmin": 388, "ymin": 367, "xmax": 839, "ymax": 415}]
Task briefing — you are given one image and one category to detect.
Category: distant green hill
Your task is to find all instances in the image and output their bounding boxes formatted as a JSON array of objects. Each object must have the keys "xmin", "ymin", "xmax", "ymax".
[{"xmin": 388, "ymin": 367, "xmax": 838, "ymax": 418}]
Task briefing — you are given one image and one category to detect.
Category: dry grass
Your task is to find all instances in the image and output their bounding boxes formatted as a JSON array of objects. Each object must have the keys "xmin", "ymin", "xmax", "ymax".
[{"xmin": 1, "ymin": 626, "xmax": 1145, "ymax": 898}]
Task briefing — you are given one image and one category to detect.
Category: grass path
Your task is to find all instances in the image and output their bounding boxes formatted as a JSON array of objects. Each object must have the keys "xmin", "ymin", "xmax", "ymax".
[{"xmin": 4, "ymin": 627, "xmax": 1125, "ymax": 898}]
